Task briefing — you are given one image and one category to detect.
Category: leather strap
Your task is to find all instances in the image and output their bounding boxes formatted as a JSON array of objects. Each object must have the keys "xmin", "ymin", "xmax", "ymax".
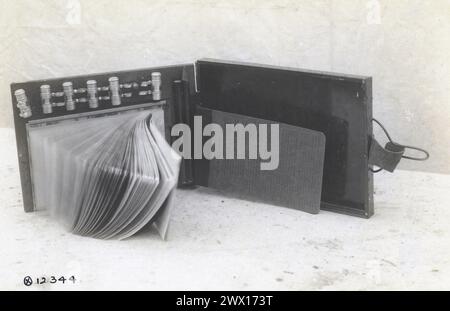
[
  {"xmin": 369, "ymin": 138, "xmax": 405, "ymax": 172},
  {"xmin": 368, "ymin": 118, "xmax": 429, "ymax": 173}
]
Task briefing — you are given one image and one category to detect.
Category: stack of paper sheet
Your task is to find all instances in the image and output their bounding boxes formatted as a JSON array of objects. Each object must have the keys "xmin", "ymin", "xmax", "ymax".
[{"xmin": 27, "ymin": 110, "xmax": 181, "ymax": 240}]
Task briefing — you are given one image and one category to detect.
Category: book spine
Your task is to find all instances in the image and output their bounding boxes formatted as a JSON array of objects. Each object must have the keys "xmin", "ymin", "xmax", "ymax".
[{"xmin": 172, "ymin": 79, "xmax": 195, "ymax": 187}]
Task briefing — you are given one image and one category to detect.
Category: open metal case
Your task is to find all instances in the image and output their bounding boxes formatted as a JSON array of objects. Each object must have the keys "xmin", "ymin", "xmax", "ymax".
[{"xmin": 11, "ymin": 58, "xmax": 377, "ymax": 218}]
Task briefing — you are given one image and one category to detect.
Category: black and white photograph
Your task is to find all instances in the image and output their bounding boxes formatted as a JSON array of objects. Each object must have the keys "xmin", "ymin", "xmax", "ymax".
[{"xmin": 0, "ymin": 0, "xmax": 449, "ymax": 297}]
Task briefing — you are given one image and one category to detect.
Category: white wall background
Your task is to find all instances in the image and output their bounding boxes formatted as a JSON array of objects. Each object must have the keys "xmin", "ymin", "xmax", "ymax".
[{"xmin": 1, "ymin": 0, "xmax": 449, "ymax": 173}]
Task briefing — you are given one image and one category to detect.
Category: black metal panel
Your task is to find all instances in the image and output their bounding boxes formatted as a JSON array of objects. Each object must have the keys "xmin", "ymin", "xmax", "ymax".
[
  {"xmin": 196, "ymin": 59, "xmax": 373, "ymax": 218},
  {"xmin": 11, "ymin": 64, "xmax": 195, "ymax": 212}
]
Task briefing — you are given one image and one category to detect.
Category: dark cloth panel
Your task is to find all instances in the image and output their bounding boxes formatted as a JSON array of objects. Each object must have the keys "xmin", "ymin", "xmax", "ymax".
[{"xmin": 194, "ymin": 107, "xmax": 325, "ymax": 214}]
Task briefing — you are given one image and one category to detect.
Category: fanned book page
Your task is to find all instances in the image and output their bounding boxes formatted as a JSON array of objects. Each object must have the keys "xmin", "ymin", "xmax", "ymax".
[{"xmin": 27, "ymin": 109, "xmax": 181, "ymax": 240}]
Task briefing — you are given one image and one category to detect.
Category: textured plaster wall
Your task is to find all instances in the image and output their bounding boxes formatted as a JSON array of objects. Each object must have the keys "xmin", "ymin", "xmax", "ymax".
[{"xmin": 0, "ymin": 0, "xmax": 449, "ymax": 173}]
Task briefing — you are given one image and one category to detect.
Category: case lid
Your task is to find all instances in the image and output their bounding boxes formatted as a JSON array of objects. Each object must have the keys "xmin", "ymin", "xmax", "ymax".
[{"xmin": 196, "ymin": 58, "xmax": 373, "ymax": 217}]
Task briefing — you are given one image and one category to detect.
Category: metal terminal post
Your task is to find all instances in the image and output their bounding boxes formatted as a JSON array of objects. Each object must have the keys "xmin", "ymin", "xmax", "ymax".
[
  {"xmin": 14, "ymin": 89, "xmax": 32, "ymax": 118},
  {"xmin": 138, "ymin": 90, "xmax": 149, "ymax": 96},
  {"xmin": 122, "ymin": 83, "xmax": 133, "ymax": 89},
  {"xmin": 109, "ymin": 77, "xmax": 121, "ymax": 106},
  {"xmin": 63, "ymin": 82, "xmax": 76, "ymax": 111},
  {"xmin": 151, "ymin": 72, "xmax": 161, "ymax": 101},
  {"xmin": 52, "ymin": 91, "xmax": 65, "ymax": 98},
  {"xmin": 74, "ymin": 88, "xmax": 87, "ymax": 94},
  {"xmin": 87, "ymin": 80, "xmax": 99, "ymax": 109},
  {"xmin": 40, "ymin": 85, "xmax": 53, "ymax": 114}
]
